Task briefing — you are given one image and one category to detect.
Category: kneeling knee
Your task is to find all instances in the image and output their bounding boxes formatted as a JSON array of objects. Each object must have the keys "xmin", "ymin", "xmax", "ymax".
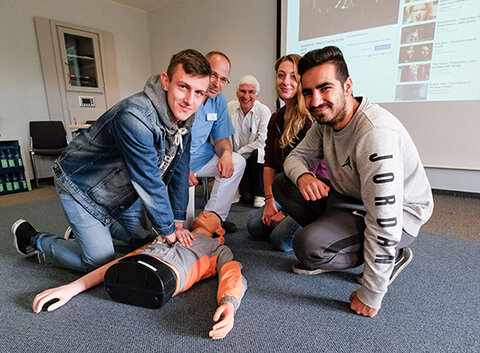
[
  {"xmin": 247, "ymin": 216, "xmax": 267, "ymax": 239},
  {"xmin": 293, "ymin": 228, "xmax": 328, "ymax": 259},
  {"xmin": 232, "ymin": 152, "xmax": 246, "ymax": 172},
  {"xmin": 270, "ymin": 234, "xmax": 293, "ymax": 252},
  {"xmin": 83, "ymin": 252, "xmax": 115, "ymax": 272}
]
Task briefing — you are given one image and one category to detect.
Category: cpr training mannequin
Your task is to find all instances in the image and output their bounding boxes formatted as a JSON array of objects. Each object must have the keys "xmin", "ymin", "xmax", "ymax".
[{"xmin": 32, "ymin": 211, "xmax": 247, "ymax": 340}]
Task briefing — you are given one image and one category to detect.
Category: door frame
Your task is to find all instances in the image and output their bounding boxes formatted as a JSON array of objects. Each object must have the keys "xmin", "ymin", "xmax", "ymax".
[
  {"xmin": 57, "ymin": 26, "xmax": 105, "ymax": 94},
  {"xmin": 34, "ymin": 17, "xmax": 119, "ymax": 138}
]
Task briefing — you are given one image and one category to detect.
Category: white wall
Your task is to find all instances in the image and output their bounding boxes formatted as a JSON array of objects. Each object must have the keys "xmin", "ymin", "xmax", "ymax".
[
  {"xmin": 147, "ymin": 0, "xmax": 278, "ymax": 111},
  {"xmin": 0, "ymin": 0, "xmax": 153, "ymax": 179}
]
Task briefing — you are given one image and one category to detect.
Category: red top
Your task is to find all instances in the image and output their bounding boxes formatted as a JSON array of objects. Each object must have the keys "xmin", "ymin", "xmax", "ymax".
[{"xmin": 264, "ymin": 106, "xmax": 313, "ymax": 173}]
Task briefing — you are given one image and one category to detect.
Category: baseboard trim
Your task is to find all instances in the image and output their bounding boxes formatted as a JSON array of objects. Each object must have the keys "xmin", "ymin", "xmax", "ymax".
[{"xmin": 432, "ymin": 188, "xmax": 480, "ymax": 199}]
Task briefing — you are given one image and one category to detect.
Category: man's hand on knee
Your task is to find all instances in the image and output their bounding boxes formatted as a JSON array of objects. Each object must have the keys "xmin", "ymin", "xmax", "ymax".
[
  {"xmin": 349, "ymin": 291, "xmax": 379, "ymax": 318},
  {"xmin": 217, "ymin": 154, "xmax": 234, "ymax": 178},
  {"xmin": 297, "ymin": 173, "xmax": 330, "ymax": 201},
  {"xmin": 214, "ymin": 138, "xmax": 234, "ymax": 178}
]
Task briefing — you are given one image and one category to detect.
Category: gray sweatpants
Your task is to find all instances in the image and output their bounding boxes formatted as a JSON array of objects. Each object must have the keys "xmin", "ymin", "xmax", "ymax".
[{"xmin": 272, "ymin": 173, "xmax": 414, "ymax": 270}]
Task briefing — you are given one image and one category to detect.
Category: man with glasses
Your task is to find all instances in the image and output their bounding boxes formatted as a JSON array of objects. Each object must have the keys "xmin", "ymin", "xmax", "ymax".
[{"xmin": 186, "ymin": 52, "xmax": 246, "ymax": 232}]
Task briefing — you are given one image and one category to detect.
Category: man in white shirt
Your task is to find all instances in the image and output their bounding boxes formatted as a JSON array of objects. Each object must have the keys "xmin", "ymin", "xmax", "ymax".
[{"xmin": 228, "ymin": 75, "xmax": 271, "ymax": 207}]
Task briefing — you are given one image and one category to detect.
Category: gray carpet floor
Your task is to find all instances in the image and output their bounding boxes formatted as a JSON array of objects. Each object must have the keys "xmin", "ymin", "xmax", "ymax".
[{"xmin": 1, "ymin": 186, "xmax": 479, "ymax": 352}]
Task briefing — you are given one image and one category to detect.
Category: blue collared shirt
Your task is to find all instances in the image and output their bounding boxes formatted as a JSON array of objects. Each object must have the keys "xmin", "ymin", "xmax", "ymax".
[{"xmin": 190, "ymin": 92, "xmax": 235, "ymax": 172}]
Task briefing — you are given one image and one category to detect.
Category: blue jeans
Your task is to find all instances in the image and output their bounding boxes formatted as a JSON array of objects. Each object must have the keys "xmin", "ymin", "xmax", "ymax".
[
  {"xmin": 36, "ymin": 185, "xmax": 153, "ymax": 272},
  {"xmin": 247, "ymin": 203, "xmax": 302, "ymax": 252}
]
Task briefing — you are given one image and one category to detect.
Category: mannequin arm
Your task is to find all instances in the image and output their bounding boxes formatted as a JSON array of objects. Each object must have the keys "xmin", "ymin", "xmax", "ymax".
[{"xmin": 32, "ymin": 246, "xmax": 147, "ymax": 313}]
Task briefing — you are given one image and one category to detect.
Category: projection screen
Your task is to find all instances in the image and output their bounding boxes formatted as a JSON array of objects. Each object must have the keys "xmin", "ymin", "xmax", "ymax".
[{"xmin": 279, "ymin": 0, "xmax": 480, "ymax": 170}]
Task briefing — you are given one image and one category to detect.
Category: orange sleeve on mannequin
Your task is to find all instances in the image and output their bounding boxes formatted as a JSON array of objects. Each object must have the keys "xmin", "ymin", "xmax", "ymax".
[{"xmin": 217, "ymin": 261, "xmax": 243, "ymax": 303}]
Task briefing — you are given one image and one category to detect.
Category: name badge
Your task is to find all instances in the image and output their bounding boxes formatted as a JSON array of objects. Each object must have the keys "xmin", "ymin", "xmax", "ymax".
[{"xmin": 207, "ymin": 113, "xmax": 217, "ymax": 121}]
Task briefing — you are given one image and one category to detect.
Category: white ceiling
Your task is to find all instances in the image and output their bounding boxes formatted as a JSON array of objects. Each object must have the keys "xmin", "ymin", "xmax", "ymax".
[{"xmin": 109, "ymin": 0, "xmax": 175, "ymax": 11}]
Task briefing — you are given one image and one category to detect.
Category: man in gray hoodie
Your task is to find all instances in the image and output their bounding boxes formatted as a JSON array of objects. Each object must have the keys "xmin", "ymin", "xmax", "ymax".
[
  {"xmin": 273, "ymin": 46, "xmax": 433, "ymax": 317},
  {"xmin": 13, "ymin": 49, "xmax": 211, "ymax": 273}
]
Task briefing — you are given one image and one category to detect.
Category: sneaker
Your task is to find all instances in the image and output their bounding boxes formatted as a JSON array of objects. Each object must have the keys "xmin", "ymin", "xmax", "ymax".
[
  {"xmin": 221, "ymin": 220, "xmax": 237, "ymax": 234},
  {"xmin": 12, "ymin": 219, "xmax": 40, "ymax": 257},
  {"xmin": 357, "ymin": 247, "xmax": 413, "ymax": 286},
  {"xmin": 292, "ymin": 262, "xmax": 333, "ymax": 275},
  {"xmin": 253, "ymin": 196, "xmax": 265, "ymax": 208}
]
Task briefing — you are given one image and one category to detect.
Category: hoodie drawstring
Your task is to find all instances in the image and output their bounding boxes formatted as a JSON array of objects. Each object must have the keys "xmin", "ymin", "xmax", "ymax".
[{"xmin": 174, "ymin": 127, "xmax": 188, "ymax": 150}]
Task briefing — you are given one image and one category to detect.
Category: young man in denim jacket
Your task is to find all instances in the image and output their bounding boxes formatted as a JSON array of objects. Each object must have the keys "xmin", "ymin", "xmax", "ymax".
[{"xmin": 13, "ymin": 49, "xmax": 211, "ymax": 273}]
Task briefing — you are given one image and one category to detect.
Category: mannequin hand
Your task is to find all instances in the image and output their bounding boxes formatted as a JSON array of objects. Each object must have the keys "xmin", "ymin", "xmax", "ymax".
[
  {"xmin": 297, "ymin": 173, "xmax": 330, "ymax": 201},
  {"xmin": 189, "ymin": 170, "xmax": 198, "ymax": 187},
  {"xmin": 209, "ymin": 302, "xmax": 235, "ymax": 339},
  {"xmin": 33, "ymin": 285, "xmax": 77, "ymax": 313},
  {"xmin": 349, "ymin": 291, "xmax": 379, "ymax": 317}
]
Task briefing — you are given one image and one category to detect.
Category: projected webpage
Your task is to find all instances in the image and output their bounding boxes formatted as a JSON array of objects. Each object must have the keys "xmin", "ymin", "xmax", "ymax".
[{"xmin": 284, "ymin": 0, "xmax": 480, "ymax": 103}]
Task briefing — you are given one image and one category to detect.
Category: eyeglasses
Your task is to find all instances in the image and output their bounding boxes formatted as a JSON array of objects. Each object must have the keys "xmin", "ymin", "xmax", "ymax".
[{"xmin": 211, "ymin": 72, "xmax": 230, "ymax": 85}]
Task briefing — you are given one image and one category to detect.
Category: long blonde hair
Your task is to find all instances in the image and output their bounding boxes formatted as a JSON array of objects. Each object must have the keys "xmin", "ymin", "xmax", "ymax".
[{"xmin": 274, "ymin": 54, "xmax": 312, "ymax": 149}]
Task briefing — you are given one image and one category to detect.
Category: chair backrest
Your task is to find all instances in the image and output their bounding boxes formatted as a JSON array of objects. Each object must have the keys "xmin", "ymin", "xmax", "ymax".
[{"xmin": 29, "ymin": 121, "xmax": 68, "ymax": 149}]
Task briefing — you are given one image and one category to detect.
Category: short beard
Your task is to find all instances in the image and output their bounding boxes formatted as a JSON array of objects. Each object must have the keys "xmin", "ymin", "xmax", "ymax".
[{"xmin": 311, "ymin": 96, "xmax": 347, "ymax": 128}]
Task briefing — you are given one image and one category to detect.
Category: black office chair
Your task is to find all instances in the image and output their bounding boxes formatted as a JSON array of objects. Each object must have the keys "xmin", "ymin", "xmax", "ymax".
[{"xmin": 29, "ymin": 121, "xmax": 68, "ymax": 188}]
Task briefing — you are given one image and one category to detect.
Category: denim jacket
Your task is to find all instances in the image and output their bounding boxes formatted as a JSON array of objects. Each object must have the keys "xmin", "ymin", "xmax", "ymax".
[{"xmin": 53, "ymin": 90, "xmax": 191, "ymax": 236}]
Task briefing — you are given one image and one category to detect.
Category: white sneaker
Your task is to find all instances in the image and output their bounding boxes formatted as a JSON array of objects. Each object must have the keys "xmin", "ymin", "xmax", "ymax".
[{"xmin": 253, "ymin": 196, "xmax": 265, "ymax": 208}]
